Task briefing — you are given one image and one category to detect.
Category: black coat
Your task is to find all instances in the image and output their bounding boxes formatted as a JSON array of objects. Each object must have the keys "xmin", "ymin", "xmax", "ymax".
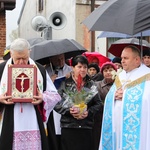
[{"xmin": 55, "ymin": 75, "xmax": 102, "ymax": 129}]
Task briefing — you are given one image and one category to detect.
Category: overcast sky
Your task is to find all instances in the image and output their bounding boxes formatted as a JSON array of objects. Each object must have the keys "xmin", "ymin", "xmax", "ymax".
[{"xmin": 6, "ymin": 0, "xmax": 24, "ymax": 46}]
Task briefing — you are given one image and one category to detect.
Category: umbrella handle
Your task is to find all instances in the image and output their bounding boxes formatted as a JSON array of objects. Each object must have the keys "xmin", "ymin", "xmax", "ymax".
[
  {"xmin": 50, "ymin": 62, "xmax": 54, "ymax": 75},
  {"xmin": 140, "ymin": 32, "xmax": 143, "ymax": 58}
]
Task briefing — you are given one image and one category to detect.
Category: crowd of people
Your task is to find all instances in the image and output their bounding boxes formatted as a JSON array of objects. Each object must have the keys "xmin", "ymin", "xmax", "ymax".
[{"xmin": 0, "ymin": 38, "xmax": 150, "ymax": 150}]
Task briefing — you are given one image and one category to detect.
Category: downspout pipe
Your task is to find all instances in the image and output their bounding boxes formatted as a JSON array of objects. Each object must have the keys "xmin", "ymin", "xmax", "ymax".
[{"xmin": 91, "ymin": 0, "xmax": 95, "ymax": 52}]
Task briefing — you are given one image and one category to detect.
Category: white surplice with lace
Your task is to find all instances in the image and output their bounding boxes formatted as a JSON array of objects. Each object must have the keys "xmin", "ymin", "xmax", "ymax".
[{"xmin": 0, "ymin": 58, "xmax": 61, "ymax": 150}]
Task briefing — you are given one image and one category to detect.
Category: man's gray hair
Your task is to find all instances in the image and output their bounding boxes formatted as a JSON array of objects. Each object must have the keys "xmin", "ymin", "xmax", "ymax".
[{"xmin": 10, "ymin": 38, "xmax": 31, "ymax": 52}]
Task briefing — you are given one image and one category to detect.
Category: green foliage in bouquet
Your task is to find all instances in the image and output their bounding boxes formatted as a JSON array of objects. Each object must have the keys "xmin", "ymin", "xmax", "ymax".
[
  {"xmin": 64, "ymin": 74, "xmax": 98, "ymax": 106},
  {"xmin": 65, "ymin": 87, "xmax": 94, "ymax": 105}
]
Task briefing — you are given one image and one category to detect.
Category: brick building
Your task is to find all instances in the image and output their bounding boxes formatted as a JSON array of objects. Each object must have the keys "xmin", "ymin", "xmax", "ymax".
[{"xmin": 0, "ymin": 0, "xmax": 16, "ymax": 58}]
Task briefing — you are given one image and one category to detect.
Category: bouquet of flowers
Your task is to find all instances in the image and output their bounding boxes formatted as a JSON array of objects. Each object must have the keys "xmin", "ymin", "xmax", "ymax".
[{"xmin": 62, "ymin": 74, "xmax": 98, "ymax": 115}]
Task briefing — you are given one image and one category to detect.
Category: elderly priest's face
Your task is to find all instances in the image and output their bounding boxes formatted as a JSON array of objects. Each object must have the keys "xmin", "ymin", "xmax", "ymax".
[{"xmin": 10, "ymin": 49, "xmax": 30, "ymax": 65}]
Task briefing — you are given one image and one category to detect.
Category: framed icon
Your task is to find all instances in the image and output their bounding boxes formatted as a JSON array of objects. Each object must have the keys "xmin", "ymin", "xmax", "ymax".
[{"xmin": 7, "ymin": 64, "xmax": 37, "ymax": 102}]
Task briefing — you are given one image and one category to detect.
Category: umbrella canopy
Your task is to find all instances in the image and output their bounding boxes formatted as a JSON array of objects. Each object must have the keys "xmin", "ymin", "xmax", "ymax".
[
  {"xmin": 97, "ymin": 30, "xmax": 150, "ymax": 38},
  {"xmin": 108, "ymin": 38, "xmax": 150, "ymax": 57},
  {"xmin": 30, "ymin": 39, "xmax": 87, "ymax": 65},
  {"xmin": 83, "ymin": 52, "xmax": 110, "ymax": 67},
  {"xmin": 83, "ymin": 0, "xmax": 150, "ymax": 35},
  {"xmin": 27, "ymin": 37, "xmax": 46, "ymax": 46}
]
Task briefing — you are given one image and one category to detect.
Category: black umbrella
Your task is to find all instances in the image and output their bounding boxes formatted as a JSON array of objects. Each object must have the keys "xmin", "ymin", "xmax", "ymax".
[
  {"xmin": 27, "ymin": 37, "xmax": 46, "ymax": 46},
  {"xmin": 30, "ymin": 39, "xmax": 87, "ymax": 65},
  {"xmin": 83, "ymin": 0, "xmax": 150, "ymax": 35},
  {"xmin": 3, "ymin": 38, "xmax": 46, "ymax": 60},
  {"xmin": 97, "ymin": 30, "xmax": 150, "ymax": 38},
  {"xmin": 108, "ymin": 38, "xmax": 150, "ymax": 57}
]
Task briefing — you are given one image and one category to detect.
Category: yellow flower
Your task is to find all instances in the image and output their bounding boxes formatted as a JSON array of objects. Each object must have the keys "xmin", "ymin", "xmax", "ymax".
[
  {"xmin": 74, "ymin": 103, "xmax": 87, "ymax": 114},
  {"xmin": 63, "ymin": 85, "xmax": 98, "ymax": 116}
]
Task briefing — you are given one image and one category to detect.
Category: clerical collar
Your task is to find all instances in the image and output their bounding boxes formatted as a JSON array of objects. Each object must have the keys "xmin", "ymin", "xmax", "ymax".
[{"xmin": 126, "ymin": 64, "xmax": 141, "ymax": 73}]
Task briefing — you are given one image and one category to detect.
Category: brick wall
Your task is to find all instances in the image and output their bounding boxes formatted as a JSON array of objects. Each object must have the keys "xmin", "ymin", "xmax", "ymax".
[{"xmin": 0, "ymin": 11, "xmax": 6, "ymax": 57}]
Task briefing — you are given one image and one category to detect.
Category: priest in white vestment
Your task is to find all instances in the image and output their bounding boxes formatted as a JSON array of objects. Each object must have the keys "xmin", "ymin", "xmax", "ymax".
[
  {"xmin": 0, "ymin": 38, "xmax": 61, "ymax": 150},
  {"xmin": 99, "ymin": 45, "xmax": 150, "ymax": 150}
]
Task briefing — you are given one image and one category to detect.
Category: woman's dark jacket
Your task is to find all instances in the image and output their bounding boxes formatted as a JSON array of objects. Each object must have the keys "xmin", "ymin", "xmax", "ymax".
[
  {"xmin": 96, "ymin": 79, "xmax": 113, "ymax": 102},
  {"xmin": 54, "ymin": 75, "xmax": 102, "ymax": 129}
]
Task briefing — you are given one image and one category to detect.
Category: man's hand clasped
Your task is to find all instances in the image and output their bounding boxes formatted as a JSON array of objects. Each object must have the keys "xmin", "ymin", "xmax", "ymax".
[
  {"xmin": 0, "ymin": 92, "xmax": 13, "ymax": 104},
  {"xmin": 0, "ymin": 90, "xmax": 43, "ymax": 105},
  {"xmin": 115, "ymin": 88, "xmax": 123, "ymax": 100},
  {"xmin": 32, "ymin": 90, "xmax": 43, "ymax": 105}
]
